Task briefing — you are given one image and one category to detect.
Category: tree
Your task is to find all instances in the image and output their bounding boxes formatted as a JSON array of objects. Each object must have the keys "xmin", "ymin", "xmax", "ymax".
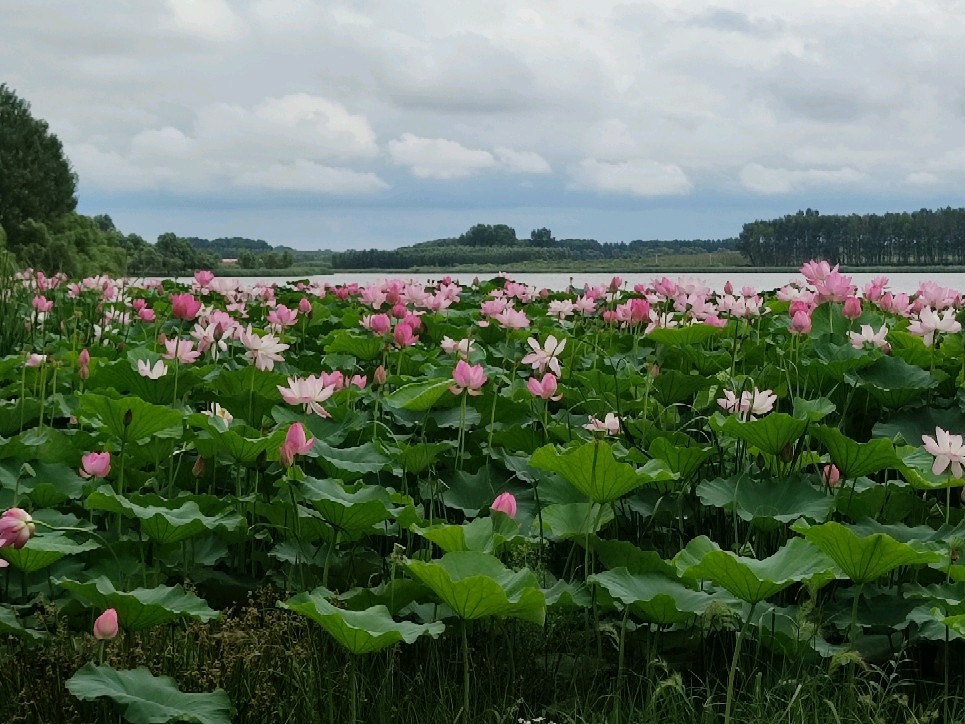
[
  {"xmin": 0, "ymin": 85, "xmax": 77, "ymax": 245},
  {"xmin": 529, "ymin": 227, "xmax": 555, "ymax": 247}
]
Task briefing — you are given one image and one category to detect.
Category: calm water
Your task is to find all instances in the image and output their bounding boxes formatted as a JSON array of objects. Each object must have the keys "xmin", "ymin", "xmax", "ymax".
[{"xmin": 176, "ymin": 271, "xmax": 965, "ymax": 294}]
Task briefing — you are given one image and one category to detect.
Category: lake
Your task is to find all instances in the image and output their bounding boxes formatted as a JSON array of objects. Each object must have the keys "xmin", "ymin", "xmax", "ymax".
[{"xmin": 175, "ymin": 271, "xmax": 965, "ymax": 294}]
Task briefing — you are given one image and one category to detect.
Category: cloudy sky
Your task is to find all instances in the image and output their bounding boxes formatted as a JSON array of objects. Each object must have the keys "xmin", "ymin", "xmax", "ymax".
[{"xmin": 3, "ymin": 0, "xmax": 965, "ymax": 250}]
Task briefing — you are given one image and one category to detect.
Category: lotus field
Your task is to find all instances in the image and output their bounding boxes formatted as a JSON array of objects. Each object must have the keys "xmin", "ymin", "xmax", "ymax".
[{"xmin": 4, "ymin": 261, "xmax": 965, "ymax": 723}]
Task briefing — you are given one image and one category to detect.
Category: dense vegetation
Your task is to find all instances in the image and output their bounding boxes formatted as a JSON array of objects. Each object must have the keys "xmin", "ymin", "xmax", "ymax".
[
  {"xmin": 739, "ymin": 207, "xmax": 965, "ymax": 267},
  {"xmin": 332, "ymin": 224, "xmax": 738, "ymax": 270},
  {"xmin": 3, "ymin": 262, "xmax": 965, "ymax": 723}
]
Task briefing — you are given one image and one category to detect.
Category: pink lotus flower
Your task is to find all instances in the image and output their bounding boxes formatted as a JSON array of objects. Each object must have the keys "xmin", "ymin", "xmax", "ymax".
[
  {"xmin": 163, "ymin": 338, "xmax": 201, "ymax": 365},
  {"xmin": 717, "ymin": 388, "xmax": 777, "ymax": 421},
  {"xmin": 267, "ymin": 304, "xmax": 298, "ymax": 329},
  {"xmin": 521, "ymin": 335, "xmax": 566, "ymax": 376},
  {"xmin": 298, "ymin": 297, "xmax": 313, "ymax": 315},
  {"xmin": 170, "ymin": 293, "xmax": 201, "ymax": 321},
  {"xmin": 78, "ymin": 348, "xmax": 91, "ymax": 380},
  {"xmin": 527, "ymin": 373, "xmax": 562, "ymax": 401},
  {"xmin": 584, "ymin": 413, "xmax": 621, "ymax": 436},
  {"xmin": 922, "ymin": 427, "xmax": 965, "ymax": 478},
  {"xmin": 80, "ymin": 452, "xmax": 111, "ymax": 479},
  {"xmin": 908, "ymin": 307, "xmax": 961, "ymax": 347},
  {"xmin": 350, "ymin": 374, "xmax": 367, "ymax": 389},
  {"xmin": 32, "ymin": 295, "xmax": 53, "ymax": 313},
  {"xmin": 547, "ymin": 300, "xmax": 575, "ymax": 320},
  {"xmin": 393, "ymin": 322, "xmax": 419, "ymax": 347},
  {"xmin": 842, "ymin": 296, "xmax": 862, "ymax": 320},
  {"xmin": 491, "ymin": 492, "xmax": 518, "ymax": 518},
  {"xmin": 361, "ymin": 314, "xmax": 392, "ymax": 334},
  {"xmin": 239, "ymin": 326, "xmax": 289, "ymax": 371},
  {"xmin": 194, "ymin": 270, "xmax": 215, "ymax": 288},
  {"xmin": 450, "ymin": 360, "xmax": 487, "ymax": 396},
  {"xmin": 138, "ymin": 307, "xmax": 156, "ymax": 323},
  {"xmin": 280, "ymin": 422, "xmax": 314, "ymax": 468},
  {"xmin": 0, "ymin": 508, "xmax": 36, "ymax": 549},
  {"xmin": 277, "ymin": 375, "xmax": 337, "ymax": 417},
  {"xmin": 800, "ymin": 260, "xmax": 837, "ymax": 285},
  {"xmin": 374, "ymin": 365, "xmax": 387, "ymax": 386},
  {"xmin": 494, "ymin": 307, "xmax": 530, "ymax": 330},
  {"xmin": 441, "ymin": 337, "xmax": 475, "ymax": 358},
  {"xmin": 790, "ymin": 310, "xmax": 812, "ymax": 335},
  {"xmin": 26, "ymin": 354, "xmax": 46, "ymax": 367},
  {"xmin": 93, "ymin": 608, "xmax": 119, "ymax": 640},
  {"xmin": 823, "ymin": 464, "xmax": 841, "ymax": 487},
  {"xmin": 137, "ymin": 359, "xmax": 169, "ymax": 379},
  {"xmin": 849, "ymin": 325, "xmax": 890, "ymax": 352}
]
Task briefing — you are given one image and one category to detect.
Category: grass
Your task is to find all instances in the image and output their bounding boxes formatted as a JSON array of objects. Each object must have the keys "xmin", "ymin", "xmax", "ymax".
[{"xmin": 2, "ymin": 586, "xmax": 959, "ymax": 723}]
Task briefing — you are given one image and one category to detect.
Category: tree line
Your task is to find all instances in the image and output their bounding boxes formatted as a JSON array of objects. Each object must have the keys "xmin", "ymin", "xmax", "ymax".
[{"xmin": 738, "ymin": 208, "xmax": 965, "ymax": 266}]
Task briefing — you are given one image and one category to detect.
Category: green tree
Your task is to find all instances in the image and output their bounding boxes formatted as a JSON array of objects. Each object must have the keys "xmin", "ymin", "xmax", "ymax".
[{"xmin": 0, "ymin": 85, "xmax": 78, "ymax": 248}]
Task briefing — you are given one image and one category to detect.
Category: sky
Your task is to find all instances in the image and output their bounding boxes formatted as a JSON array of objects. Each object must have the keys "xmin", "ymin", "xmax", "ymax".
[{"xmin": 3, "ymin": 0, "xmax": 965, "ymax": 251}]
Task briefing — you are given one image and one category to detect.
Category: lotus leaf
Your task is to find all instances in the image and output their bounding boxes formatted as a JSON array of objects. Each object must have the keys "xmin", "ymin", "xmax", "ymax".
[
  {"xmin": 0, "ymin": 534, "xmax": 99, "ymax": 573},
  {"xmin": 589, "ymin": 568, "xmax": 714, "ymax": 624}
]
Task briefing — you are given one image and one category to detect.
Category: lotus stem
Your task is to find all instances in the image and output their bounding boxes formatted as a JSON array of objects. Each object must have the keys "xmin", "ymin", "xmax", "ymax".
[{"xmin": 724, "ymin": 601, "xmax": 757, "ymax": 724}]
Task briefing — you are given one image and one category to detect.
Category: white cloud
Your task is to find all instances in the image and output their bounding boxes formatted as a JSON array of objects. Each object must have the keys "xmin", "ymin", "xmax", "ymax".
[
  {"xmin": 166, "ymin": 0, "xmax": 245, "ymax": 41},
  {"xmin": 906, "ymin": 171, "xmax": 939, "ymax": 186},
  {"xmin": 235, "ymin": 161, "xmax": 388, "ymax": 194},
  {"xmin": 570, "ymin": 159, "xmax": 693, "ymax": 197},
  {"xmin": 388, "ymin": 134, "xmax": 496, "ymax": 179},
  {"xmin": 494, "ymin": 147, "xmax": 552, "ymax": 174},
  {"xmin": 739, "ymin": 163, "xmax": 866, "ymax": 194}
]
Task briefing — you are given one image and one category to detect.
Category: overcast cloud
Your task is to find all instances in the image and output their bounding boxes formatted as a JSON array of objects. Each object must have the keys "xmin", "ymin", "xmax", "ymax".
[{"xmin": 2, "ymin": 0, "xmax": 964, "ymax": 249}]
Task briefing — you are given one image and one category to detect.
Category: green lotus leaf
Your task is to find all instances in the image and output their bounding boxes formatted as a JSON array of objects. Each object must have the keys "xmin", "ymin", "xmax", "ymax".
[
  {"xmin": 405, "ymin": 551, "xmax": 546, "ymax": 625},
  {"xmin": 77, "ymin": 392, "xmax": 183, "ymax": 444},
  {"xmin": 325, "ymin": 330, "xmax": 383, "ymax": 361},
  {"xmin": 887, "ymin": 329, "xmax": 934, "ymax": 368},
  {"xmin": 851, "ymin": 356, "xmax": 936, "ymax": 408},
  {"xmin": 811, "ymin": 336, "xmax": 875, "ymax": 379},
  {"xmin": 85, "ymin": 486, "xmax": 244, "ymax": 545},
  {"xmin": 651, "ymin": 369, "xmax": 713, "ymax": 406},
  {"xmin": 312, "ymin": 439, "xmax": 390, "ymax": 479},
  {"xmin": 540, "ymin": 503, "xmax": 614, "ymax": 540},
  {"xmin": 648, "ymin": 324, "xmax": 722, "ymax": 346},
  {"xmin": 674, "ymin": 536, "xmax": 837, "ymax": 604},
  {"xmin": 792, "ymin": 520, "xmax": 941, "ymax": 584},
  {"xmin": 833, "ymin": 476, "xmax": 925, "ymax": 522},
  {"xmin": 338, "ymin": 579, "xmax": 433, "ymax": 616},
  {"xmin": 589, "ymin": 568, "xmax": 714, "ymax": 624},
  {"xmin": 591, "ymin": 538, "xmax": 678, "ymax": 578},
  {"xmin": 412, "ymin": 515, "xmax": 520, "ymax": 554},
  {"xmin": 717, "ymin": 413, "xmax": 808, "ymax": 457},
  {"xmin": 392, "ymin": 441, "xmax": 453, "ymax": 474},
  {"xmin": 0, "ymin": 534, "xmax": 99, "ymax": 573},
  {"xmin": 56, "ymin": 576, "xmax": 218, "ymax": 630},
  {"xmin": 898, "ymin": 447, "xmax": 965, "ymax": 490},
  {"xmin": 88, "ymin": 356, "xmax": 197, "ymax": 406},
  {"xmin": 191, "ymin": 416, "xmax": 288, "ymax": 465},
  {"xmin": 874, "ymin": 405, "xmax": 965, "ymax": 448},
  {"xmin": 0, "ymin": 460, "xmax": 86, "ymax": 508},
  {"xmin": 206, "ymin": 366, "xmax": 285, "ymax": 425},
  {"xmin": 0, "ymin": 604, "xmax": 44, "ymax": 640},
  {"xmin": 66, "ymin": 663, "xmax": 233, "ymax": 724},
  {"xmin": 300, "ymin": 477, "xmax": 398, "ymax": 536},
  {"xmin": 530, "ymin": 441, "xmax": 675, "ymax": 504},
  {"xmin": 543, "ymin": 580, "xmax": 592, "ymax": 610},
  {"xmin": 696, "ymin": 474, "xmax": 833, "ymax": 528},
  {"xmin": 280, "ymin": 590, "xmax": 444, "ymax": 654},
  {"xmin": 791, "ymin": 397, "xmax": 836, "ymax": 422},
  {"xmin": 752, "ymin": 604, "xmax": 842, "ymax": 658},
  {"xmin": 811, "ymin": 425, "xmax": 901, "ymax": 479},
  {"xmin": 648, "ymin": 437, "xmax": 712, "ymax": 479},
  {"xmin": 258, "ymin": 501, "xmax": 333, "ymax": 543},
  {"xmin": 906, "ymin": 606, "xmax": 964, "ymax": 642},
  {"xmin": 384, "ymin": 379, "xmax": 453, "ymax": 411}
]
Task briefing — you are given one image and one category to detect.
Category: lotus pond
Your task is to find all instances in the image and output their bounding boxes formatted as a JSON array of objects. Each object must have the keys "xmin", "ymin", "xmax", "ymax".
[{"xmin": 3, "ymin": 261, "xmax": 965, "ymax": 723}]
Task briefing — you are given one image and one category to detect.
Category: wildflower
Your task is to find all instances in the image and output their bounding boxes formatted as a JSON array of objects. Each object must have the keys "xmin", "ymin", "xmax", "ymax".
[
  {"xmin": 521, "ymin": 335, "xmax": 566, "ymax": 376},
  {"xmin": 93, "ymin": 609, "xmax": 119, "ymax": 640},
  {"xmin": 922, "ymin": 427, "xmax": 965, "ymax": 478},
  {"xmin": 0, "ymin": 508, "xmax": 35, "ymax": 549},
  {"xmin": 527, "ymin": 373, "xmax": 562, "ymax": 401},
  {"xmin": 450, "ymin": 360, "xmax": 487, "ymax": 396},
  {"xmin": 280, "ymin": 422, "xmax": 314, "ymax": 468},
  {"xmin": 239, "ymin": 326, "xmax": 289, "ymax": 371},
  {"xmin": 491, "ymin": 492, "xmax": 518, "ymax": 518},
  {"xmin": 80, "ymin": 452, "xmax": 111, "ymax": 479},
  {"xmin": 170, "ymin": 293, "xmax": 201, "ymax": 321},
  {"xmin": 584, "ymin": 413, "xmax": 620, "ymax": 436}
]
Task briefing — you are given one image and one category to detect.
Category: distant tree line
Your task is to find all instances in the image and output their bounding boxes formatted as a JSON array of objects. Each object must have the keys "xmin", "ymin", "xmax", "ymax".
[
  {"xmin": 739, "ymin": 208, "xmax": 965, "ymax": 266},
  {"xmin": 331, "ymin": 223, "xmax": 737, "ymax": 269}
]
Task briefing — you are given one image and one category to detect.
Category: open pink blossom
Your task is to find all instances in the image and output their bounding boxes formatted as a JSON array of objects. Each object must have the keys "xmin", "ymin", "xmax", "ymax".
[
  {"xmin": 194, "ymin": 270, "xmax": 215, "ymax": 288},
  {"xmin": 450, "ymin": 360, "xmax": 487, "ymax": 396},
  {"xmin": 907, "ymin": 307, "xmax": 961, "ymax": 347},
  {"xmin": 93, "ymin": 608, "xmax": 119, "ymax": 640},
  {"xmin": 527, "ymin": 373, "xmax": 562, "ymax": 401},
  {"xmin": 280, "ymin": 422, "xmax": 314, "ymax": 468},
  {"xmin": 137, "ymin": 359, "xmax": 169, "ymax": 379},
  {"xmin": 0, "ymin": 508, "xmax": 35, "ymax": 549},
  {"xmin": 267, "ymin": 304, "xmax": 298, "ymax": 329},
  {"xmin": 717, "ymin": 388, "xmax": 777, "ymax": 421},
  {"xmin": 163, "ymin": 338, "xmax": 201, "ymax": 365},
  {"xmin": 170, "ymin": 293, "xmax": 201, "ymax": 320},
  {"xmin": 441, "ymin": 337, "xmax": 475, "ymax": 358},
  {"xmin": 521, "ymin": 335, "xmax": 566, "ymax": 376},
  {"xmin": 277, "ymin": 375, "xmax": 336, "ymax": 417},
  {"xmin": 393, "ymin": 322, "xmax": 419, "ymax": 347},
  {"xmin": 584, "ymin": 413, "xmax": 620, "ymax": 436},
  {"xmin": 491, "ymin": 492, "xmax": 517, "ymax": 518},
  {"xmin": 239, "ymin": 326, "xmax": 289, "ymax": 371},
  {"xmin": 849, "ymin": 325, "xmax": 890, "ymax": 352},
  {"xmin": 922, "ymin": 427, "xmax": 965, "ymax": 478}
]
